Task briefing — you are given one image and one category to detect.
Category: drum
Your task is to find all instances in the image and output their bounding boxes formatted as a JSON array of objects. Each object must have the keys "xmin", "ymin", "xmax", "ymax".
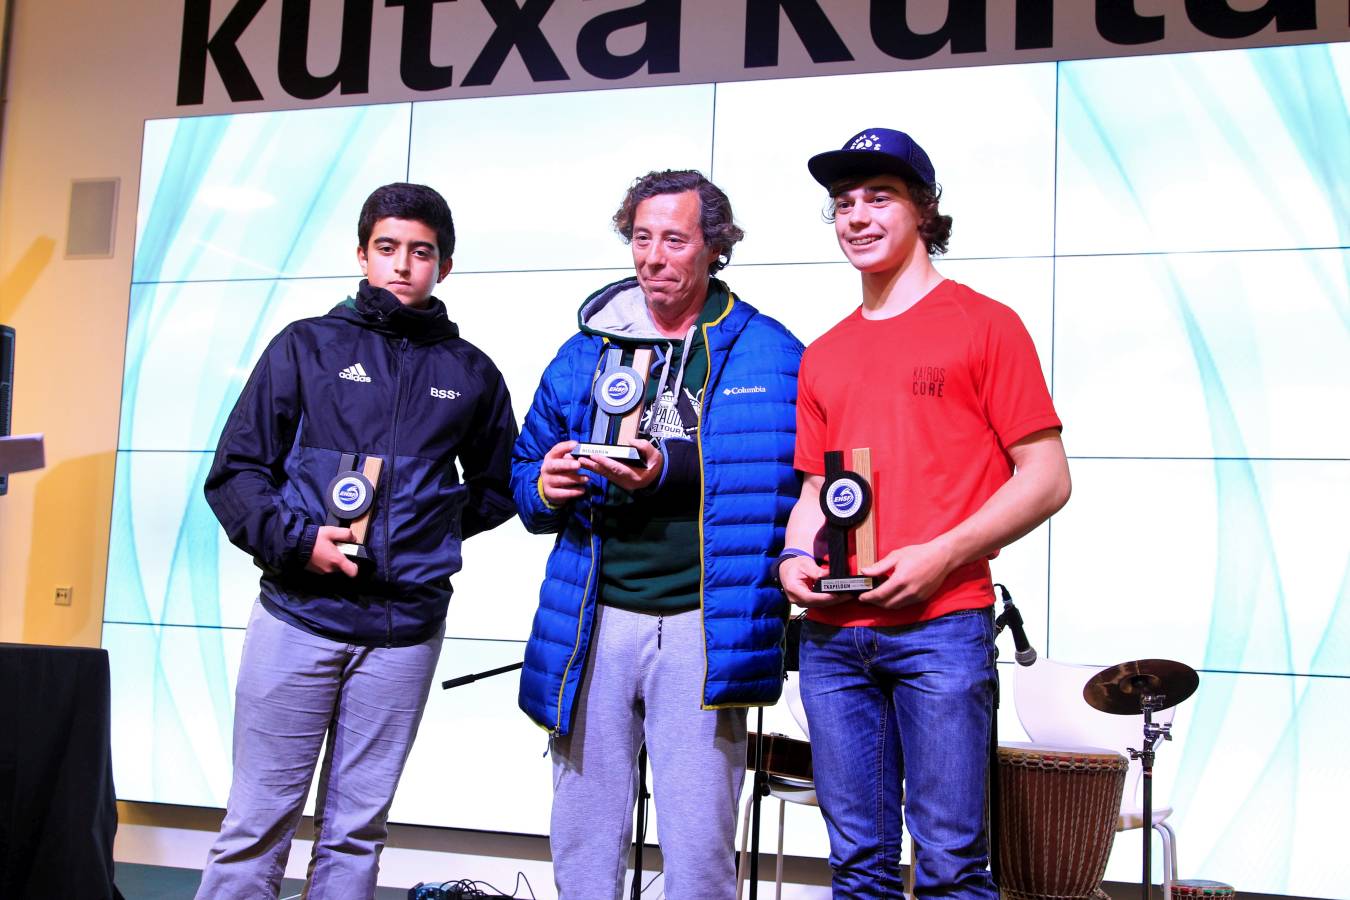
[
  {"xmin": 1170, "ymin": 880, "xmax": 1235, "ymax": 898},
  {"xmin": 996, "ymin": 741, "xmax": 1128, "ymax": 900}
]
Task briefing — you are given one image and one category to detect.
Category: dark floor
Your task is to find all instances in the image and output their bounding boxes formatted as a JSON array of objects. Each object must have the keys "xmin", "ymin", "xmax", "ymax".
[{"xmin": 114, "ymin": 862, "xmax": 411, "ymax": 899}]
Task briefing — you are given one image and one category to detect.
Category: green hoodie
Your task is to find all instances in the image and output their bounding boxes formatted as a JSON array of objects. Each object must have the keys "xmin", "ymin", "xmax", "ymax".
[{"xmin": 577, "ymin": 278, "xmax": 729, "ymax": 613}]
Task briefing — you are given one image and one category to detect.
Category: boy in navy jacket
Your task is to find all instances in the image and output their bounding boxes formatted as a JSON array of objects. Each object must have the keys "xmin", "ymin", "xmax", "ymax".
[{"xmin": 197, "ymin": 183, "xmax": 517, "ymax": 898}]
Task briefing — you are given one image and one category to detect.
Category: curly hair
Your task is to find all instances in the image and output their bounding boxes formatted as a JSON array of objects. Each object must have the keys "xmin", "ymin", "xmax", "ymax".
[
  {"xmin": 358, "ymin": 182, "xmax": 456, "ymax": 260},
  {"xmin": 824, "ymin": 176, "xmax": 953, "ymax": 257},
  {"xmin": 612, "ymin": 170, "xmax": 745, "ymax": 274}
]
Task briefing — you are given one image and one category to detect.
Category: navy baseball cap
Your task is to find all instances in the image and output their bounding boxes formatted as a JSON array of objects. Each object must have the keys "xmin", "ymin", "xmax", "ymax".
[{"xmin": 807, "ymin": 128, "xmax": 937, "ymax": 189}]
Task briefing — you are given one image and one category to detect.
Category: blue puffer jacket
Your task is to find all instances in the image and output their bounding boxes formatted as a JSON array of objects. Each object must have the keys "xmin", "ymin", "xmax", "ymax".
[{"xmin": 513, "ymin": 277, "xmax": 802, "ymax": 735}]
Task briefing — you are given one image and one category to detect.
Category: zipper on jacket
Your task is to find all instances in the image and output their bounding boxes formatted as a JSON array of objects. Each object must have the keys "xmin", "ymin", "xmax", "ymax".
[
  {"xmin": 694, "ymin": 295, "xmax": 735, "ymax": 708},
  {"xmin": 384, "ymin": 336, "xmax": 409, "ymax": 647},
  {"xmin": 553, "ymin": 504, "xmax": 599, "ymax": 735},
  {"xmin": 551, "ymin": 347, "xmax": 608, "ymax": 735}
]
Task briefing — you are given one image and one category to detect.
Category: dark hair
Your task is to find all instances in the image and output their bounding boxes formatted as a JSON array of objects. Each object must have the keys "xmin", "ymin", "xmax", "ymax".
[
  {"xmin": 825, "ymin": 176, "xmax": 953, "ymax": 257},
  {"xmin": 612, "ymin": 170, "xmax": 745, "ymax": 274},
  {"xmin": 357, "ymin": 183, "xmax": 456, "ymax": 260}
]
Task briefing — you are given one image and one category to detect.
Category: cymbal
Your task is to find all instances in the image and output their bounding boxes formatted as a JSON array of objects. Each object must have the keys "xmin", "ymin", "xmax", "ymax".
[{"xmin": 1083, "ymin": 658, "xmax": 1199, "ymax": 715}]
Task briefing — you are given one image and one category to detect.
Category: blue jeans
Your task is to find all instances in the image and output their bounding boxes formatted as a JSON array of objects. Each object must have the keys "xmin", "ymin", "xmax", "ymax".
[
  {"xmin": 799, "ymin": 609, "xmax": 998, "ymax": 900},
  {"xmin": 196, "ymin": 601, "xmax": 443, "ymax": 899}
]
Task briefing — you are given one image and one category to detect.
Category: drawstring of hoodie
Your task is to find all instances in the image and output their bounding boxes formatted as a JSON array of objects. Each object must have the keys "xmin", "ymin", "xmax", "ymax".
[{"xmin": 647, "ymin": 325, "xmax": 696, "ymax": 422}]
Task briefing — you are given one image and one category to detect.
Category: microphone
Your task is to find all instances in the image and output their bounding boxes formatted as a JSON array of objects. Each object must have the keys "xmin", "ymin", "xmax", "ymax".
[{"xmin": 993, "ymin": 583, "xmax": 1037, "ymax": 666}]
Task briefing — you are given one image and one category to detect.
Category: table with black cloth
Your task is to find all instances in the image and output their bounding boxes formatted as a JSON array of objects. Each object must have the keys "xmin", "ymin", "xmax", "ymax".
[{"xmin": 0, "ymin": 642, "xmax": 119, "ymax": 899}]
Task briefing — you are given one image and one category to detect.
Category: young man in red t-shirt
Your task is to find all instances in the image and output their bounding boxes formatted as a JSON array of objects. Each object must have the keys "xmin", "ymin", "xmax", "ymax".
[{"xmin": 777, "ymin": 129, "xmax": 1071, "ymax": 898}]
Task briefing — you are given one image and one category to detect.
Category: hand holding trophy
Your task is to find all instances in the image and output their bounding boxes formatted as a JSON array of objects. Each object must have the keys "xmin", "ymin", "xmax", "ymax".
[{"xmin": 323, "ymin": 452, "xmax": 383, "ymax": 566}]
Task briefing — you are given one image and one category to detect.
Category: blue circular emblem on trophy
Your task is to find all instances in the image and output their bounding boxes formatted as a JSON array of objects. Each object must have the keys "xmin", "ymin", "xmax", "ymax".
[
  {"xmin": 325, "ymin": 470, "xmax": 375, "ymax": 520},
  {"xmin": 819, "ymin": 469, "xmax": 871, "ymax": 529},
  {"xmin": 595, "ymin": 366, "xmax": 643, "ymax": 416},
  {"xmin": 828, "ymin": 482, "xmax": 860, "ymax": 516}
]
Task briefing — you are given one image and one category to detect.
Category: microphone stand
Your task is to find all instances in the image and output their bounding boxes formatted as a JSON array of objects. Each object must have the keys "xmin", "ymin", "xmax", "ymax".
[
  {"xmin": 990, "ymin": 610, "xmax": 1005, "ymax": 889},
  {"xmin": 440, "ymin": 661, "xmax": 521, "ymax": 690},
  {"xmin": 990, "ymin": 583, "xmax": 1038, "ymax": 889},
  {"xmin": 441, "ymin": 661, "xmax": 653, "ymax": 898},
  {"xmin": 746, "ymin": 704, "xmax": 768, "ymax": 900},
  {"xmin": 631, "ymin": 745, "xmax": 650, "ymax": 900}
]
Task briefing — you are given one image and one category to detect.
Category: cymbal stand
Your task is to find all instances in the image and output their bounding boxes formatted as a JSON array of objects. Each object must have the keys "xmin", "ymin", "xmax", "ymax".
[{"xmin": 1127, "ymin": 689, "xmax": 1172, "ymax": 900}]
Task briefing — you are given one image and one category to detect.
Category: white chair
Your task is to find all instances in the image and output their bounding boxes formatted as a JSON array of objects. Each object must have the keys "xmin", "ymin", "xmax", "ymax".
[
  {"xmin": 1012, "ymin": 658, "xmax": 1180, "ymax": 900},
  {"xmin": 736, "ymin": 674, "xmax": 917, "ymax": 900},
  {"xmin": 736, "ymin": 673, "xmax": 818, "ymax": 900}
]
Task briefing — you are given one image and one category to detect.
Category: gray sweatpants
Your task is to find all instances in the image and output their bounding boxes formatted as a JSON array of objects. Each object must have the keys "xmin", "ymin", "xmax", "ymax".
[
  {"xmin": 549, "ymin": 604, "xmax": 749, "ymax": 900},
  {"xmin": 196, "ymin": 602, "xmax": 442, "ymax": 899}
]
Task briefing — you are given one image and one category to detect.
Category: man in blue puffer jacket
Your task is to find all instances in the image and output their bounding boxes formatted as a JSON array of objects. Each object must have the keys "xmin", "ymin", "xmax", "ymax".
[
  {"xmin": 198, "ymin": 183, "xmax": 517, "ymax": 898},
  {"xmin": 513, "ymin": 170, "xmax": 801, "ymax": 900}
]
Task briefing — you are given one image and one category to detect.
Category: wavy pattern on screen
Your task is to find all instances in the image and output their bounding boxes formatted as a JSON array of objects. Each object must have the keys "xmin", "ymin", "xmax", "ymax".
[
  {"xmin": 133, "ymin": 105, "xmax": 411, "ymax": 283},
  {"xmin": 111, "ymin": 107, "xmax": 416, "ymax": 803},
  {"xmin": 1060, "ymin": 47, "xmax": 1348, "ymax": 894},
  {"xmin": 1249, "ymin": 45, "xmax": 1350, "ymax": 345},
  {"xmin": 1250, "ymin": 46, "xmax": 1350, "ymax": 247},
  {"xmin": 107, "ymin": 451, "xmax": 229, "ymax": 801},
  {"xmin": 1057, "ymin": 44, "xmax": 1349, "ymax": 255}
]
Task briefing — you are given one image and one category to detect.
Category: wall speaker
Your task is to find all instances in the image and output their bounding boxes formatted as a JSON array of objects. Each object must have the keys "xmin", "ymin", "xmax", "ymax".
[{"xmin": 65, "ymin": 178, "xmax": 119, "ymax": 259}]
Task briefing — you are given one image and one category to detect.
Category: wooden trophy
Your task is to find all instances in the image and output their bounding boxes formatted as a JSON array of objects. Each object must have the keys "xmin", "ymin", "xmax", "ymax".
[
  {"xmin": 816, "ymin": 448, "xmax": 877, "ymax": 593},
  {"xmin": 324, "ymin": 452, "xmax": 383, "ymax": 564},
  {"xmin": 572, "ymin": 345, "xmax": 654, "ymax": 463}
]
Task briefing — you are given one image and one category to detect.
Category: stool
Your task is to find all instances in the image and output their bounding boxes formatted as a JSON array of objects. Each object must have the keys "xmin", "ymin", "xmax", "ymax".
[{"xmin": 1170, "ymin": 879, "xmax": 1235, "ymax": 898}]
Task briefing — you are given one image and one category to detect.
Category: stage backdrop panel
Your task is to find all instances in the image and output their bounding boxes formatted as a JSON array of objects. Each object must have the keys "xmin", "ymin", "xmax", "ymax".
[{"xmin": 105, "ymin": 41, "xmax": 1350, "ymax": 897}]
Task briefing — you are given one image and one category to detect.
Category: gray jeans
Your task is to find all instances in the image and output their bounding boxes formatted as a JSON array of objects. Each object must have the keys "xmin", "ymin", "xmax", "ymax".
[
  {"xmin": 196, "ymin": 601, "xmax": 443, "ymax": 899},
  {"xmin": 549, "ymin": 604, "xmax": 748, "ymax": 900}
]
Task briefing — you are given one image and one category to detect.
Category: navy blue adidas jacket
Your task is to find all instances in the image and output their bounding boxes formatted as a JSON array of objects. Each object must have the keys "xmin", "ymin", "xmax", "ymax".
[{"xmin": 205, "ymin": 281, "xmax": 518, "ymax": 647}]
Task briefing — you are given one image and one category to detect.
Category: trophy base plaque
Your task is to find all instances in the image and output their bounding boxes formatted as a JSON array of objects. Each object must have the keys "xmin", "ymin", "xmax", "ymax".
[
  {"xmin": 571, "ymin": 442, "xmax": 642, "ymax": 463},
  {"xmin": 333, "ymin": 541, "xmax": 371, "ymax": 562},
  {"xmin": 817, "ymin": 575, "xmax": 875, "ymax": 593}
]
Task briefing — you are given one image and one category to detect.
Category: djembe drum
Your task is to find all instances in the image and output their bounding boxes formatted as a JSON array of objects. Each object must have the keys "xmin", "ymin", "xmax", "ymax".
[{"xmin": 996, "ymin": 741, "xmax": 1128, "ymax": 900}]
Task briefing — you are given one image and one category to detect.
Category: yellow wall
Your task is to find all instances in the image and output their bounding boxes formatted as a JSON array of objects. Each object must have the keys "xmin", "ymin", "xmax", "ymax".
[{"xmin": 0, "ymin": 1, "xmax": 144, "ymax": 646}]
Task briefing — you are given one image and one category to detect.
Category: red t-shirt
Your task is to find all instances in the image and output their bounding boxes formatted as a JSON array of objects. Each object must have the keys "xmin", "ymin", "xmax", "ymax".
[{"xmin": 795, "ymin": 279, "xmax": 1061, "ymax": 627}]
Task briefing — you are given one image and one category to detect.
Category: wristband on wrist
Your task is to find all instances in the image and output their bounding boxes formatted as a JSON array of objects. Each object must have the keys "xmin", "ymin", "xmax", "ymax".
[{"xmin": 773, "ymin": 548, "xmax": 814, "ymax": 587}]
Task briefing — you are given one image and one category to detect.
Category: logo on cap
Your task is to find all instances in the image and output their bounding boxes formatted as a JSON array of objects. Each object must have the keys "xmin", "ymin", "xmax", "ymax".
[{"xmin": 849, "ymin": 134, "xmax": 883, "ymax": 151}]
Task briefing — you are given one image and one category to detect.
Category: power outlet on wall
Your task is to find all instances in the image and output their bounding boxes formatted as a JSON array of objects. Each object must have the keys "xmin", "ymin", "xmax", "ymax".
[{"xmin": 54, "ymin": 586, "xmax": 73, "ymax": 606}]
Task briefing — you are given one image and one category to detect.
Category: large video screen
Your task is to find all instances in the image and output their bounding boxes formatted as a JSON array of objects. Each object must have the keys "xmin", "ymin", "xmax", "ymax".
[{"xmin": 106, "ymin": 41, "xmax": 1349, "ymax": 897}]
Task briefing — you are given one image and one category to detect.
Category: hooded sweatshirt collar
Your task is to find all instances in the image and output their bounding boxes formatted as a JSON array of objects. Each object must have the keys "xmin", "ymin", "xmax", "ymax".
[
  {"xmin": 578, "ymin": 276, "xmax": 729, "ymax": 341},
  {"xmin": 331, "ymin": 280, "xmax": 460, "ymax": 344}
]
